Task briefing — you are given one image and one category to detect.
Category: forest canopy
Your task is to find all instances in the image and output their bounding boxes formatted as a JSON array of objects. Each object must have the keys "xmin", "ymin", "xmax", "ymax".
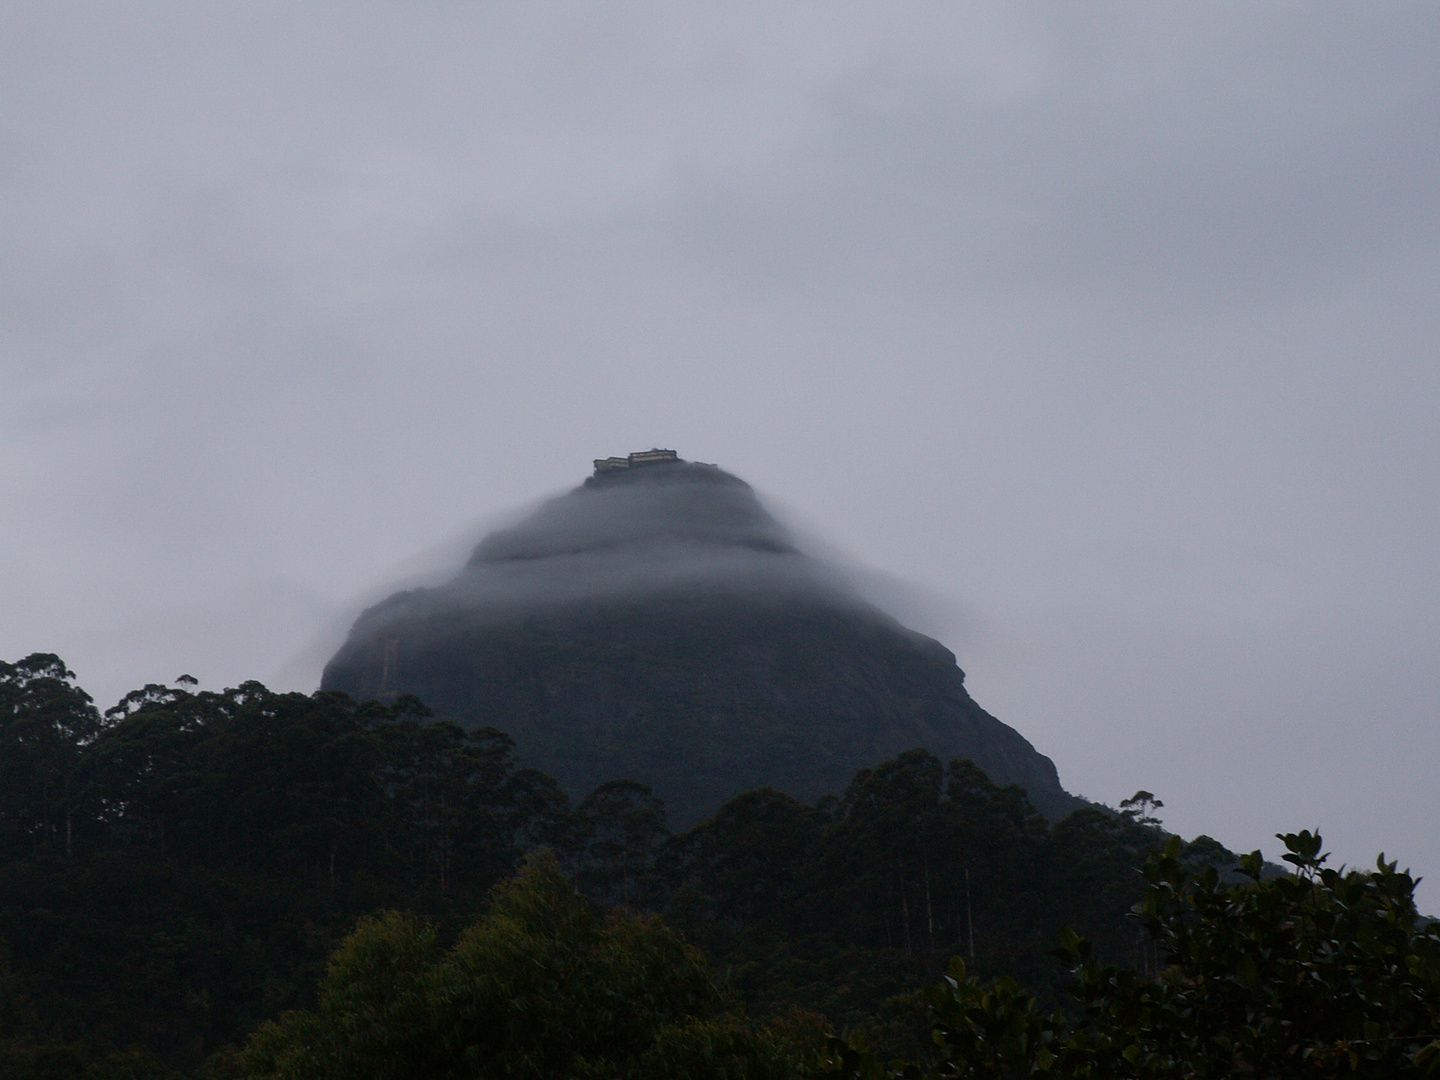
[{"xmin": 1, "ymin": 654, "xmax": 1435, "ymax": 1078}]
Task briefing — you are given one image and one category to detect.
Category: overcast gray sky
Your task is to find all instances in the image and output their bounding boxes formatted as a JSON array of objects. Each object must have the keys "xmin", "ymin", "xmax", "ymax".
[{"xmin": 4, "ymin": 3, "xmax": 1438, "ymax": 904}]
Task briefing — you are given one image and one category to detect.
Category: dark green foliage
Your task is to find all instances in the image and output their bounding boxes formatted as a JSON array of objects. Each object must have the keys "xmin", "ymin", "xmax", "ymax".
[
  {"xmin": 83, "ymin": 683, "xmax": 561, "ymax": 893},
  {"xmin": 0, "ymin": 654, "xmax": 1264, "ymax": 1077},
  {"xmin": 1064, "ymin": 831, "xmax": 1440, "ymax": 1076},
  {"xmin": 0, "ymin": 655, "xmax": 102, "ymax": 860},
  {"xmin": 824, "ymin": 832, "xmax": 1440, "ymax": 1078},
  {"xmin": 569, "ymin": 779, "xmax": 670, "ymax": 908},
  {"xmin": 628, "ymin": 1012, "xmax": 827, "ymax": 1080},
  {"xmin": 241, "ymin": 852, "xmax": 817, "ymax": 1080},
  {"xmin": 0, "ymin": 659, "xmax": 570, "ymax": 1074},
  {"xmin": 661, "ymin": 750, "xmax": 1189, "ymax": 1031}
]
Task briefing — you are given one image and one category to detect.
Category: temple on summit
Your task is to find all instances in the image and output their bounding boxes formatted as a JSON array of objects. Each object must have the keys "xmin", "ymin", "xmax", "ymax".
[{"xmin": 593, "ymin": 448, "xmax": 679, "ymax": 474}]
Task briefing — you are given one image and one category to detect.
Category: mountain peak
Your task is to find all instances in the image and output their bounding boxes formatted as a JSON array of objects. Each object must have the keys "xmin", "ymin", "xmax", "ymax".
[
  {"xmin": 323, "ymin": 457, "xmax": 1078, "ymax": 824},
  {"xmin": 470, "ymin": 455, "xmax": 794, "ymax": 565}
]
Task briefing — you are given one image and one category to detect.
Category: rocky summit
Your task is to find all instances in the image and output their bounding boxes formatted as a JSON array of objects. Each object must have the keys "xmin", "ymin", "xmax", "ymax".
[{"xmin": 322, "ymin": 451, "xmax": 1079, "ymax": 824}]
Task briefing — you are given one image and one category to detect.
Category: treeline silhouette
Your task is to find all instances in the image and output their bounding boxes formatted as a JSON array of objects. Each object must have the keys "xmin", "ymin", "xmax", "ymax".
[{"xmin": 1, "ymin": 653, "xmax": 1227, "ymax": 1077}]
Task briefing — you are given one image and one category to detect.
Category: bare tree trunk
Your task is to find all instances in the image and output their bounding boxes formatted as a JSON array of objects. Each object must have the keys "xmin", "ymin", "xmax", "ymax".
[
  {"xmin": 439, "ymin": 817, "xmax": 449, "ymax": 897},
  {"xmin": 900, "ymin": 873, "xmax": 912, "ymax": 955},
  {"xmin": 924, "ymin": 860, "xmax": 936, "ymax": 954},
  {"xmin": 965, "ymin": 865, "xmax": 975, "ymax": 960}
]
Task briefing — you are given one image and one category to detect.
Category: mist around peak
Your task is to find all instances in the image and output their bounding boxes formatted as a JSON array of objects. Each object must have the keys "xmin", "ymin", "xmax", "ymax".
[
  {"xmin": 469, "ymin": 458, "xmax": 798, "ymax": 563},
  {"xmin": 344, "ymin": 455, "xmax": 870, "ymax": 639}
]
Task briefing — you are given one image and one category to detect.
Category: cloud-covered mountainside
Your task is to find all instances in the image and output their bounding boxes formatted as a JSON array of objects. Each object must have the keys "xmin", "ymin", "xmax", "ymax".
[{"xmin": 322, "ymin": 456, "xmax": 1078, "ymax": 823}]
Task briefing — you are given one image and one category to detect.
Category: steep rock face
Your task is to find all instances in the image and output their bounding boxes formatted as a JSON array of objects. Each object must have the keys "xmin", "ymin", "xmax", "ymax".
[{"xmin": 322, "ymin": 457, "xmax": 1078, "ymax": 824}]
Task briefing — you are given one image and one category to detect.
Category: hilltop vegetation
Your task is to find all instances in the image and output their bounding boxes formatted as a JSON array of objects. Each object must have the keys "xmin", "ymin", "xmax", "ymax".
[{"xmin": 2, "ymin": 653, "xmax": 1436, "ymax": 1078}]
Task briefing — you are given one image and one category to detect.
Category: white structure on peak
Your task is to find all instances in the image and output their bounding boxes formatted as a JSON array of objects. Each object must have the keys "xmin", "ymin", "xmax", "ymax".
[
  {"xmin": 627, "ymin": 447, "xmax": 679, "ymax": 465},
  {"xmin": 594, "ymin": 448, "xmax": 679, "ymax": 473}
]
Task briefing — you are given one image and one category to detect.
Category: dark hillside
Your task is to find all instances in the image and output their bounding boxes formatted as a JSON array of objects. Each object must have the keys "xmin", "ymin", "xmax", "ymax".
[{"xmin": 322, "ymin": 454, "xmax": 1079, "ymax": 823}]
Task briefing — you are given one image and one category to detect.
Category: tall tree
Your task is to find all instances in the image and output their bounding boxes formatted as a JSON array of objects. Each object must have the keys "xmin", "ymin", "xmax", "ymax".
[{"xmin": 0, "ymin": 654, "xmax": 101, "ymax": 859}]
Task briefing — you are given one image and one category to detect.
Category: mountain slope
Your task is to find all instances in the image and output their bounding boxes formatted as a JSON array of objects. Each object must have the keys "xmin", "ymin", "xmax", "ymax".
[{"xmin": 322, "ymin": 455, "xmax": 1078, "ymax": 824}]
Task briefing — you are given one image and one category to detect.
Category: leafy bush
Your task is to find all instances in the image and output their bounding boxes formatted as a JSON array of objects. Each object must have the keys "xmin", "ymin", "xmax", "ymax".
[
  {"xmin": 242, "ymin": 852, "xmax": 820, "ymax": 1079},
  {"xmin": 824, "ymin": 832, "xmax": 1440, "ymax": 1078}
]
